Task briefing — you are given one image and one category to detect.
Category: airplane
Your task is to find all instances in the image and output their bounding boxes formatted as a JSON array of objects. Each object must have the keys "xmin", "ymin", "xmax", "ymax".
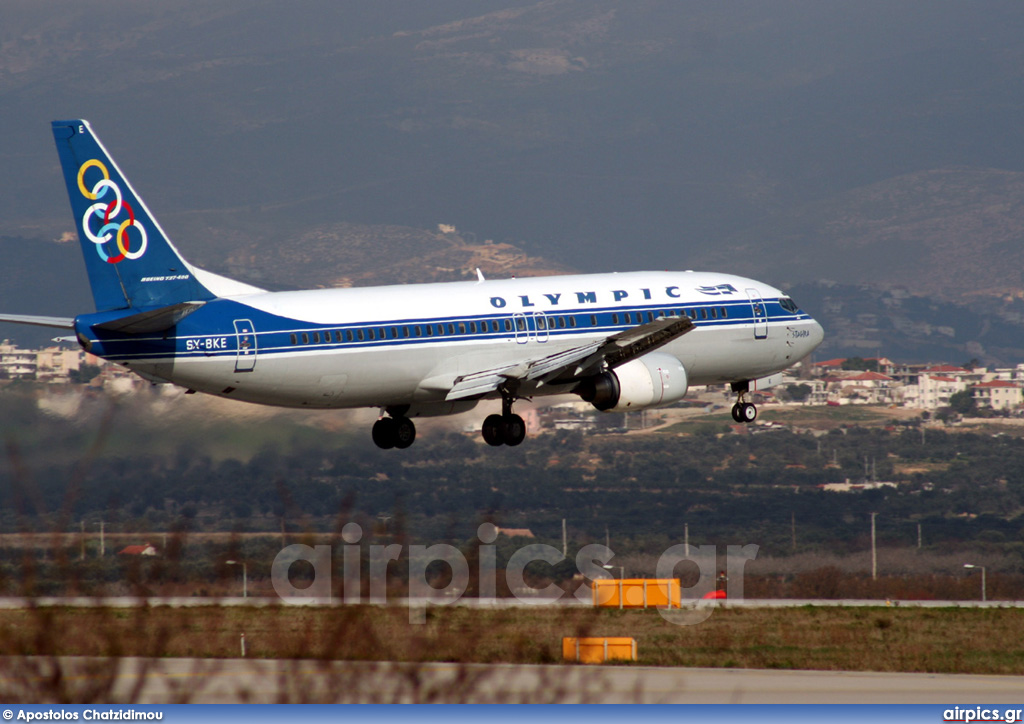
[{"xmin": 0, "ymin": 120, "xmax": 824, "ymax": 449}]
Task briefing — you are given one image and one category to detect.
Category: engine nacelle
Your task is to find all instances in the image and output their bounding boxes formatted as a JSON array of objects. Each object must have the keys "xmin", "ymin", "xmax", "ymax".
[{"xmin": 575, "ymin": 352, "xmax": 688, "ymax": 412}]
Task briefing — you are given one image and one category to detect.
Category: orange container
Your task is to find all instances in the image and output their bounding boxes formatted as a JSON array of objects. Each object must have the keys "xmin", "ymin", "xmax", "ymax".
[
  {"xmin": 591, "ymin": 578, "xmax": 681, "ymax": 608},
  {"xmin": 562, "ymin": 637, "xmax": 637, "ymax": 664}
]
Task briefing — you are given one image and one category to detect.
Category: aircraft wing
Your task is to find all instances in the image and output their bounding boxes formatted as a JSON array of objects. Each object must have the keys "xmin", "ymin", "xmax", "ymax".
[
  {"xmin": 0, "ymin": 314, "xmax": 75, "ymax": 329},
  {"xmin": 445, "ymin": 315, "xmax": 695, "ymax": 401}
]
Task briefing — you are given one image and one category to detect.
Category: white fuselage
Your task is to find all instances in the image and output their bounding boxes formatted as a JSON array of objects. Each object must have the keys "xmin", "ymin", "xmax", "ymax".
[{"xmin": 108, "ymin": 270, "xmax": 823, "ymax": 412}]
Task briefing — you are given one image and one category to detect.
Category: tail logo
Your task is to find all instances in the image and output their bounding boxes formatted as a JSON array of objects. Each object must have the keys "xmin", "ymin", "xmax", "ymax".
[{"xmin": 77, "ymin": 159, "xmax": 148, "ymax": 264}]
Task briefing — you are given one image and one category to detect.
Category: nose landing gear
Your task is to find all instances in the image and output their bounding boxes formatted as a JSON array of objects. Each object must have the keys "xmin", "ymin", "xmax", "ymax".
[
  {"xmin": 730, "ymin": 380, "xmax": 757, "ymax": 424},
  {"xmin": 731, "ymin": 400, "xmax": 757, "ymax": 423}
]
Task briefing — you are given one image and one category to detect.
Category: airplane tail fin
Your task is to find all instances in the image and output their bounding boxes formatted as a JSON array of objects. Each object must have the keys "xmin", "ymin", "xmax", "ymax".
[{"xmin": 51, "ymin": 120, "xmax": 263, "ymax": 312}]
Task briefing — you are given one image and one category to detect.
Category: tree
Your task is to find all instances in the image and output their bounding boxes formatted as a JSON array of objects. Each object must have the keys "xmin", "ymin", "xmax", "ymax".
[
  {"xmin": 69, "ymin": 364, "xmax": 102, "ymax": 383},
  {"xmin": 841, "ymin": 357, "xmax": 878, "ymax": 372},
  {"xmin": 781, "ymin": 383, "xmax": 813, "ymax": 403},
  {"xmin": 949, "ymin": 390, "xmax": 977, "ymax": 416}
]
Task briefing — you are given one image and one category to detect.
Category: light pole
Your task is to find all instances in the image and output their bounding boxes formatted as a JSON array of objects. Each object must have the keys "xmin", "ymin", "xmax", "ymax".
[
  {"xmin": 602, "ymin": 563, "xmax": 625, "ymax": 578},
  {"xmin": 870, "ymin": 512, "xmax": 877, "ymax": 580},
  {"xmin": 226, "ymin": 560, "xmax": 248, "ymax": 598},
  {"xmin": 963, "ymin": 564, "xmax": 986, "ymax": 602},
  {"xmin": 602, "ymin": 564, "xmax": 626, "ymax": 610}
]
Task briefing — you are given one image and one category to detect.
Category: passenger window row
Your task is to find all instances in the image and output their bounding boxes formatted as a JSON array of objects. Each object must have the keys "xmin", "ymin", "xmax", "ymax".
[{"xmin": 286, "ymin": 306, "xmax": 739, "ymax": 345}]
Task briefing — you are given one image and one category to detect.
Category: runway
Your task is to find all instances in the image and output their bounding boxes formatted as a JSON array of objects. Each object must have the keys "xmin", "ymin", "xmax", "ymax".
[
  {"xmin": 6, "ymin": 657, "xmax": 1023, "ymax": 703},
  {"xmin": 2, "ymin": 598, "xmax": 1018, "ymax": 703}
]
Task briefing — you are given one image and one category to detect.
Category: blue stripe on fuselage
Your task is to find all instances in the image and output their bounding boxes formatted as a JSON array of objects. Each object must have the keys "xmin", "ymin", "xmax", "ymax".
[{"xmin": 78, "ymin": 297, "xmax": 811, "ymax": 363}]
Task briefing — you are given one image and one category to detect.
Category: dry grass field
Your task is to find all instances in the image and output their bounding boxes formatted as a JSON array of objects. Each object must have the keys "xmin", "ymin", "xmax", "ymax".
[{"xmin": 1, "ymin": 604, "xmax": 1022, "ymax": 675}]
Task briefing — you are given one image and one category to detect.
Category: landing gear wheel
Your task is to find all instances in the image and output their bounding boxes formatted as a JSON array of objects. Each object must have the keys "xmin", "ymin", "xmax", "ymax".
[
  {"xmin": 484, "ymin": 385, "xmax": 529, "ymax": 448},
  {"xmin": 503, "ymin": 413, "xmax": 526, "ymax": 447},
  {"xmin": 393, "ymin": 417, "xmax": 416, "ymax": 449},
  {"xmin": 482, "ymin": 414, "xmax": 506, "ymax": 446},
  {"xmin": 731, "ymin": 404, "xmax": 744, "ymax": 423},
  {"xmin": 372, "ymin": 417, "xmax": 397, "ymax": 449},
  {"xmin": 741, "ymin": 402, "xmax": 757, "ymax": 423}
]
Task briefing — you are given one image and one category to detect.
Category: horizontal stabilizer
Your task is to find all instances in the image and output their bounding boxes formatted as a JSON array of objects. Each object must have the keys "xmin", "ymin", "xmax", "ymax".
[
  {"xmin": 92, "ymin": 301, "xmax": 205, "ymax": 334},
  {"xmin": 0, "ymin": 314, "xmax": 75, "ymax": 329}
]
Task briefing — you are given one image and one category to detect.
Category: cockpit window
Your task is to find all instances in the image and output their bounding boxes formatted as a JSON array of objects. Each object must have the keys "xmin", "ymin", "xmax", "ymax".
[{"xmin": 779, "ymin": 297, "xmax": 800, "ymax": 314}]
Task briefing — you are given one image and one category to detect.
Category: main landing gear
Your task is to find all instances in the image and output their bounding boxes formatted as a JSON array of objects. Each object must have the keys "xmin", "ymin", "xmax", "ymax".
[
  {"xmin": 730, "ymin": 380, "xmax": 758, "ymax": 424},
  {"xmin": 481, "ymin": 389, "xmax": 527, "ymax": 447},
  {"xmin": 372, "ymin": 414, "xmax": 416, "ymax": 449}
]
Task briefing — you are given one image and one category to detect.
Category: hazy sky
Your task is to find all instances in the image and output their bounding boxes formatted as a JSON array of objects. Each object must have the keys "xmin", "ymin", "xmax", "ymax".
[{"xmin": 2, "ymin": 0, "xmax": 1023, "ymax": 336}]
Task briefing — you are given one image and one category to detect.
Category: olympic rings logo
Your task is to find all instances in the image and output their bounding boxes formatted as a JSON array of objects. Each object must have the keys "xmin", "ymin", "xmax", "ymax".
[{"xmin": 77, "ymin": 159, "xmax": 148, "ymax": 264}]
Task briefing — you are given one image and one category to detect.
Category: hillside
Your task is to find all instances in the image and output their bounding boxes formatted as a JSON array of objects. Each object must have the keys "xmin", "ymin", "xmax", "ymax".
[
  {"xmin": 3, "ymin": 1, "xmax": 1024, "ymax": 288},
  {"xmin": 787, "ymin": 281, "xmax": 1024, "ymax": 364},
  {"xmin": 215, "ymin": 223, "xmax": 570, "ymax": 289},
  {"xmin": 703, "ymin": 168, "xmax": 1024, "ymax": 302},
  {"xmin": 4, "ymin": 2, "xmax": 1024, "ymax": 351}
]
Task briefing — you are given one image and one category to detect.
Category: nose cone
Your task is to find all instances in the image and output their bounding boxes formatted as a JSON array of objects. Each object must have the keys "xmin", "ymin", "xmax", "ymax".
[{"xmin": 806, "ymin": 318, "xmax": 825, "ymax": 355}]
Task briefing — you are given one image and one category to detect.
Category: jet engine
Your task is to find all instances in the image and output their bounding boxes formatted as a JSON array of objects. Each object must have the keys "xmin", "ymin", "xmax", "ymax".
[{"xmin": 575, "ymin": 352, "xmax": 688, "ymax": 412}]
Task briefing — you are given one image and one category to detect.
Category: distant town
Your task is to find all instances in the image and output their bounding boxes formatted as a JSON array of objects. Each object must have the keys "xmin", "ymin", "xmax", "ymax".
[{"xmin": 4, "ymin": 339, "xmax": 1021, "ymax": 425}]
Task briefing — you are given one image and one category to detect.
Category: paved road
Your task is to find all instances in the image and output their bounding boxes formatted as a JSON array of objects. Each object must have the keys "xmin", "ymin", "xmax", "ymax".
[
  {"xmin": 5, "ymin": 657, "xmax": 1022, "ymax": 703},
  {"xmin": 0, "ymin": 596, "xmax": 1018, "ymax": 608}
]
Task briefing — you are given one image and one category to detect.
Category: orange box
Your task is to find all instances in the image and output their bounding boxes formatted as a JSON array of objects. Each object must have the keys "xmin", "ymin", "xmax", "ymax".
[
  {"xmin": 591, "ymin": 578, "xmax": 681, "ymax": 608},
  {"xmin": 562, "ymin": 637, "xmax": 637, "ymax": 664}
]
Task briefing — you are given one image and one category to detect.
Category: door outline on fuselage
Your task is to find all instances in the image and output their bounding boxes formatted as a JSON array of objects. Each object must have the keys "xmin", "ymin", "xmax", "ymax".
[
  {"xmin": 745, "ymin": 289, "xmax": 768, "ymax": 340},
  {"xmin": 233, "ymin": 319, "xmax": 257, "ymax": 372},
  {"xmin": 513, "ymin": 313, "xmax": 528, "ymax": 344},
  {"xmin": 531, "ymin": 311, "xmax": 549, "ymax": 343}
]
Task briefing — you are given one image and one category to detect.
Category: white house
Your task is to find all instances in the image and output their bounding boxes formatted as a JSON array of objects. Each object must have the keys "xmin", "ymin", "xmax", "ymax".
[{"xmin": 972, "ymin": 380, "xmax": 1023, "ymax": 411}]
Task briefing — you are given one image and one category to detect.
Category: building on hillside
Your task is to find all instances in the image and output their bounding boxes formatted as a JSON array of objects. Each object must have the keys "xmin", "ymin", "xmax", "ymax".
[
  {"xmin": 819, "ymin": 480, "xmax": 899, "ymax": 493},
  {"xmin": 921, "ymin": 364, "xmax": 977, "ymax": 377},
  {"xmin": 810, "ymin": 379, "xmax": 830, "ymax": 405},
  {"xmin": 497, "ymin": 528, "xmax": 535, "ymax": 539},
  {"xmin": 35, "ymin": 346, "xmax": 82, "ymax": 382},
  {"xmin": 0, "ymin": 341, "xmax": 85, "ymax": 382},
  {"xmin": 553, "ymin": 418, "xmax": 596, "ymax": 431},
  {"xmin": 890, "ymin": 363, "xmax": 976, "ymax": 385},
  {"xmin": 904, "ymin": 375, "xmax": 968, "ymax": 410},
  {"xmin": 0, "ymin": 340, "xmax": 38, "ymax": 379},
  {"xmin": 118, "ymin": 543, "xmax": 159, "ymax": 556},
  {"xmin": 971, "ymin": 380, "xmax": 1023, "ymax": 411},
  {"xmin": 812, "ymin": 358, "xmax": 847, "ymax": 375},
  {"xmin": 832, "ymin": 370, "xmax": 902, "ymax": 405},
  {"xmin": 812, "ymin": 357, "xmax": 897, "ymax": 376},
  {"xmin": 990, "ymin": 364, "xmax": 1024, "ymax": 385}
]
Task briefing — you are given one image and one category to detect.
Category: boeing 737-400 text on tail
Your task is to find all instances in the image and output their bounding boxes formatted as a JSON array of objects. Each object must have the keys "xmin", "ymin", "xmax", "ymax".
[{"xmin": 0, "ymin": 120, "xmax": 823, "ymax": 449}]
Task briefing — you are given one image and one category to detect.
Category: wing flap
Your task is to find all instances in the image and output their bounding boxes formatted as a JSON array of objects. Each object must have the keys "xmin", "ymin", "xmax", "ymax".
[
  {"xmin": 445, "ymin": 315, "xmax": 695, "ymax": 401},
  {"xmin": 446, "ymin": 373, "xmax": 511, "ymax": 400},
  {"xmin": 588, "ymin": 315, "xmax": 694, "ymax": 370}
]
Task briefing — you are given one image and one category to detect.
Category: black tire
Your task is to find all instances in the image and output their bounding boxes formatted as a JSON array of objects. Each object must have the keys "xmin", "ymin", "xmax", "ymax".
[
  {"xmin": 482, "ymin": 414, "xmax": 505, "ymax": 446},
  {"xmin": 503, "ymin": 413, "xmax": 526, "ymax": 446},
  {"xmin": 731, "ymin": 404, "xmax": 743, "ymax": 423},
  {"xmin": 742, "ymin": 402, "xmax": 758, "ymax": 423},
  {"xmin": 372, "ymin": 417, "xmax": 397, "ymax": 449},
  {"xmin": 394, "ymin": 417, "xmax": 416, "ymax": 449}
]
